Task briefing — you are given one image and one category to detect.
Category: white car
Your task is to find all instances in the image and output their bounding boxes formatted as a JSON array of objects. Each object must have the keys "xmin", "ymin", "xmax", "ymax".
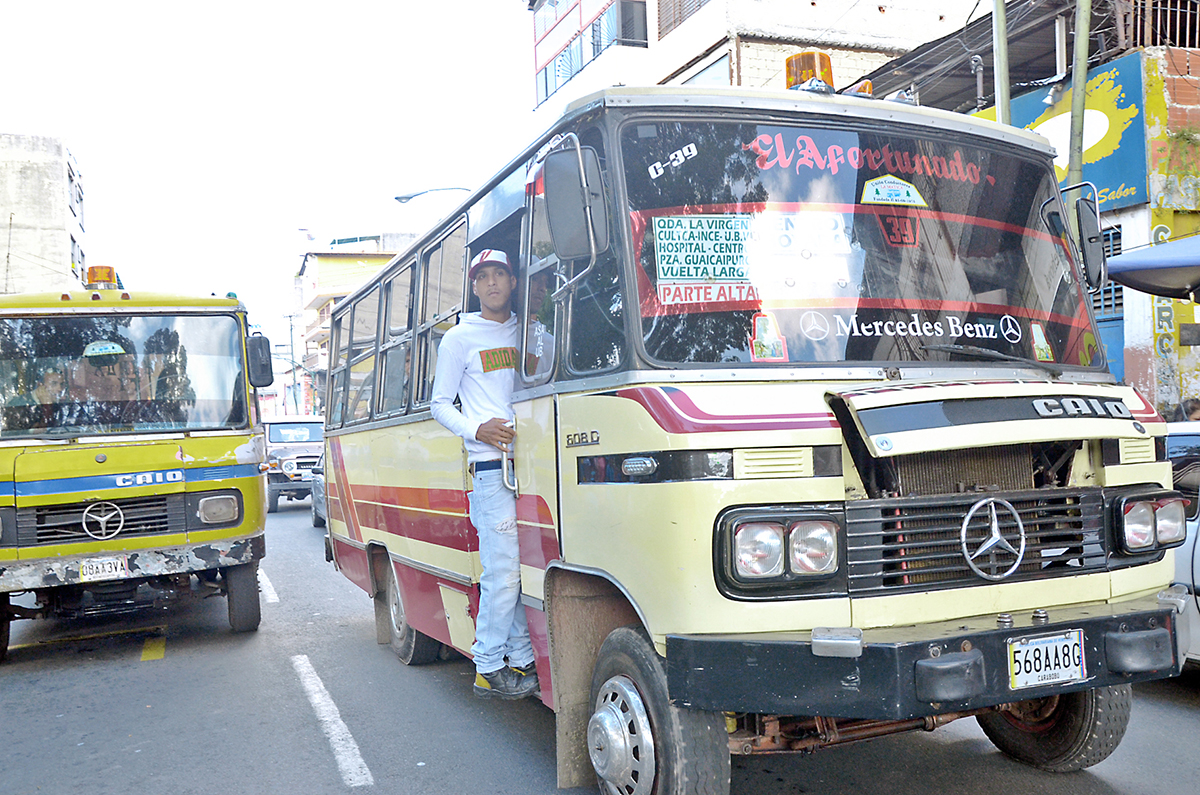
[{"xmin": 1167, "ymin": 422, "xmax": 1200, "ymax": 666}]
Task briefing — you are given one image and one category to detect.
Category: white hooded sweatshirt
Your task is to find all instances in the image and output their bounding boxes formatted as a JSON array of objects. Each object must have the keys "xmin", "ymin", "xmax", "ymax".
[{"xmin": 430, "ymin": 311, "xmax": 517, "ymax": 463}]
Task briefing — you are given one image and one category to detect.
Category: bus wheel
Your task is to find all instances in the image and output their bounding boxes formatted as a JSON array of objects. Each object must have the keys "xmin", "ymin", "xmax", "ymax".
[
  {"xmin": 588, "ymin": 626, "xmax": 730, "ymax": 795},
  {"xmin": 267, "ymin": 491, "xmax": 279, "ymax": 513},
  {"xmin": 0, "ymin": 593, "xmax": 10, "ymax": 663},
  {"xmin": 976, "ymin": 684, "xmax": 1132, "ymax": 772},
  {"xmin": 375, "ymin": 559, "xmax": 440, "ymax": 665},
  {"xmin": 225, "ymin": 562, "xmax": 262, "ymax": 633}
]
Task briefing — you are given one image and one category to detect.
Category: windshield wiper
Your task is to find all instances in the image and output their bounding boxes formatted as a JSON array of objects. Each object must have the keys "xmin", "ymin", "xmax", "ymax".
[{"xmin": 919, "ymin": 343, "xmax": 1063, "ymax": 378}]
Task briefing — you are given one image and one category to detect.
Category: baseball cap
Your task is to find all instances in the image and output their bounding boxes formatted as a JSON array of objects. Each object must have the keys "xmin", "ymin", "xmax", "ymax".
[{"xmin": 468, "ymin": 249, "xmax": 513, "ymax": 280}]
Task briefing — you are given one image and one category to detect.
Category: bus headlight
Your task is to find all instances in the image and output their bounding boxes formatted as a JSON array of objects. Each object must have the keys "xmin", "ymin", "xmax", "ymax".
[
  {"xmin": 197, "ymin": 495, "xmax": 239, "ymax": 524},
  {"xmin": 1115, "ymin": 491, "xmax": 1188, "ymax": 554},
  {"xmin": 734, "ymin": 523, "xmax": 784, "ymax": 578},
  {"xmin": 1122, "ymin": 502, "xmax": 1155, "ymax": 550},
  {"xmin": 1155, "ymin": 498, "xmax": 1187, "ymax": 545},
  {"xmin": 790, "ymin": 521, "xmax": 839, "ymax": 574}
]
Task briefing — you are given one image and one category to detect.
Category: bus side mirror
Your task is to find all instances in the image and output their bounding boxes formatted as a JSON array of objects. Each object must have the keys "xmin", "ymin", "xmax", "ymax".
[
  {"xmin": 542, "ymin": 145, "xmax": 609, "ymax": 261},
  {"xmin": 1075, "ymin": 195, "xmax": 1107, "ymax": 292},
  {"xmin": 247, "ymin": 335, "xmax": 274, "ymax": 388}
]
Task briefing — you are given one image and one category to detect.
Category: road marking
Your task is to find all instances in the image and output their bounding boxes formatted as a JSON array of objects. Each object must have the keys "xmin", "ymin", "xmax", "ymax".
[
  {"xmin": 291, "ymin": 654, "xmax": 374, "ymax": 787},
  {"xmin": 258, "ymin": 568, "xmax": 280, "ymax": 603},
  {"xmin": 141, "ymin": 636, "xmax": 166, "ymax": 661}
]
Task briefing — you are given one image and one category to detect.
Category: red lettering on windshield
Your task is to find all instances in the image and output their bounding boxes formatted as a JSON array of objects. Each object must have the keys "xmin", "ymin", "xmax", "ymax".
[{"xmin": 742, "ymin": 134, "xmax": 987, "ymax": 185}]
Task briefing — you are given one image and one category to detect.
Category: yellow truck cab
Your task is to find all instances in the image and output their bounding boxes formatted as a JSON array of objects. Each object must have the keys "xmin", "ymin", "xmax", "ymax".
[{"xmin": 0, "ymin": 268, "xmax": 273, "ymax": 658}]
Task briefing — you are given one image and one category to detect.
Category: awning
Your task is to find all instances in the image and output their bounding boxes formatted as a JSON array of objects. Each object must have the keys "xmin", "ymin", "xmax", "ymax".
[{"xmin": 1107, "ymin": 235, "xmax": 1200, "ymax": 299}]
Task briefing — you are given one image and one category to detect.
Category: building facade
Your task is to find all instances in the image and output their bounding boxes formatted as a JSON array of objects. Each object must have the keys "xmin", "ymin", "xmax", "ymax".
[
  {"xmin": 293, "ymin": 243, "xmax": 411, "ymax": 417},
  {"xmin": 529, "ymin": 0, "xmax": 972, "ymax": 122},
  {"xmin": 0, "ymin": 134, "xmax": 86, "ymax": 293}
]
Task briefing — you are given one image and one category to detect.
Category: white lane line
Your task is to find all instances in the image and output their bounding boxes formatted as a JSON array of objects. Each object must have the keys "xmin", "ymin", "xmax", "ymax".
[
  {"xmin": 258, "ymin": 569, "xmax": 280, "ymax": 603},
  {"xmin": 291, "ymin": 654, "xmax": 374, "ymax": 787}
]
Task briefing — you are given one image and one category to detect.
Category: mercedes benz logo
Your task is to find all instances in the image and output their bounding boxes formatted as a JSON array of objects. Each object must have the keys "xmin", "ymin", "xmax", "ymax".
[
  {"xmin": 1000, "ymin": 315, "xmax": 1022, "ymax": 344},
  {"xmin": 82, "ymin": 501, "xmax": 125, "ymax": 540},
  {"xmin": 960, "ymin": 497, "xmax": 1026, "ymax": 581},
  {"xmin": 800, "ymin": 311, "xmax": 830, "ymax": 341}
]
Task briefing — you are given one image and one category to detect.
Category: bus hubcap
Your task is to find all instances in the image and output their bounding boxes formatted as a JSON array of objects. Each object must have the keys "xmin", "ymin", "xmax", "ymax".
[{"xmin": 588, "ymin": 675, "xmax": 655, "ymax": 795}]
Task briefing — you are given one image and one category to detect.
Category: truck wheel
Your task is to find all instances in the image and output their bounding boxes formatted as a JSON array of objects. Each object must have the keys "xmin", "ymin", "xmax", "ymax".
[
  {"xmin": 267, "ymin": 490, "xmax": 279, "ymax": 513},
  {"xmin": 977, "ymin": 684, "xmax": 1132, "ymax": 772},
  {"xmin": 374, "ymin": 558, "xmax": 440, "ymax": 665},
  {"xmin": 225, "ymin": 562, "xmax": 262, "ymax": 632},
  {"xmin": 588, "ymin": 626, "xmax": 730, "ymax": 795},
  {"xmin": 311, "ymin": 499, "xmax": 325, "ymax": 527},
  {"xmin": 0, "ymin": 593, "xmax": 10, "ymax": 663}
]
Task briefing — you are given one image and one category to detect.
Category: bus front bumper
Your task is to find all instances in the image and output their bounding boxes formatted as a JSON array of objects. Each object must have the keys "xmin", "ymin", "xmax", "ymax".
[
  {"xmin": 0, "ymin": 534, "xmax": 265, "ymax": 592},
  {"xmin": 665, "ymin": 592, "xmax": 1187, "ymax": 721}
]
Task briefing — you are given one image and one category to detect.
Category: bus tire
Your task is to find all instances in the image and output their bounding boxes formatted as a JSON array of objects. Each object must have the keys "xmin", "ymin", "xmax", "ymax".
[
  {"xmin": 588, "ymin": 626, "xmax": 730, "ymax": 795},
  {"xmin": 267, "ymin": 490, "xmax": 279, "ymax": 513},
  {"xmin": 0, "ymin": 593, "xmax": 10, "ymax": 663},
  {"xmin": 375, "ymin": 558, "xmax": 440, "ymax": 665},
  {"xmin": 976, "ymin": 684, "xmax": 1132, "ymax": 772},
  {"xmin": 225, "ymin": 562, "xmax": 262, "ymax": 633}
]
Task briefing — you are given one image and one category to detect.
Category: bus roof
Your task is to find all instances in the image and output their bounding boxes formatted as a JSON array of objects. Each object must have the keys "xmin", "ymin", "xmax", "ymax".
[
  {"xmin": 557, "ymin": 84, "xmax": 1056, "ymax": 158},
  {"xmin": 0, "ymin": 289, "xmax": 248, "ymax": 313}
]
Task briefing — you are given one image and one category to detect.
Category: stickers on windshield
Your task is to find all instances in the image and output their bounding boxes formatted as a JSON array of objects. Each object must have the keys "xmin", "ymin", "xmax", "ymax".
[
  {"xmin": 749, "ymin": 312, "xmax": 788, "ymax": 362},
  {"xmin": 1031, "ymin": 322, "xmax": 1056, "ymax": 362},
  {"xmin": 862, "ymin": 175, "xmax": 927, "ymax": 207},
  {"xmin": 652, "ymin": 213, "xmax": 852, "ymax": 307}
]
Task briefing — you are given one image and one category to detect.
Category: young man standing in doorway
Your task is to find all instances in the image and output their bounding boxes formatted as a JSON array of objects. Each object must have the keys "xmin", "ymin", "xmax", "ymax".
[{"xmin": 430, "ymin": 249, "xmax": 539, "ymax": 700}]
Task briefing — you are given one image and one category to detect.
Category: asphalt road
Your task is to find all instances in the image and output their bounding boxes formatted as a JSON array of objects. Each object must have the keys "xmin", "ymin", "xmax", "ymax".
[{"xmin": 2, "ymin": 503, "xmax": 1198, "ymax": 794}]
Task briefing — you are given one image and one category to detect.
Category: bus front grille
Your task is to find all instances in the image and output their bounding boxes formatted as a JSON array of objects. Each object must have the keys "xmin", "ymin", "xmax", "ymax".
[
  {"xmin": 17, "ymin": 494, "xmax": 187, "ymax": 545},
  {"xmin": 845, "ymin": 488, "xmax": 1106, "ymax": 595}
]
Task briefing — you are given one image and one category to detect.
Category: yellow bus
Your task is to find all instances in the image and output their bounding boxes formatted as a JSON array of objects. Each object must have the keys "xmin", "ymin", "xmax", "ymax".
[
  {"xmin": 323, "ymin": 79, "xmax": 1189, "ymax": 794},
  {"xmin": 0, "ymin": 268, "xmax": 274, "ymax": 659}
]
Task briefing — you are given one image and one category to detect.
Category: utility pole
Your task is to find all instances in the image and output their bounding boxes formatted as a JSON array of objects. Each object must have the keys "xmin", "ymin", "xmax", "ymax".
[
  {"xmin": 287, "ymin": 313, "xmax": 300, "ymax": 415},
  {"xmin": 992, "ymin": 0, "xmax": 1012, "ymax": 125},
  {"xmin": 1067, "ymin": 0, "xmax": 1093, "ymax": 188}
]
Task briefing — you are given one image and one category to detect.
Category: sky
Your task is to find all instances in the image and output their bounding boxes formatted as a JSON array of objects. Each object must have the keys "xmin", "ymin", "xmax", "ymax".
[{"xmin": 2, "ymin": 1, "xmax": 541, "ymax": 347}]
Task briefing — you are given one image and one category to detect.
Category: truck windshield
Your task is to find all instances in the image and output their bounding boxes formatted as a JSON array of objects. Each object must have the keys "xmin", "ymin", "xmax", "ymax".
[
  {"xmin": 0, "ymin": 314, "xmax": 247, "ymax": 437},
  {"xmin": 621, "ymin": 118, "xmax": 1101, "ymax": 369}
]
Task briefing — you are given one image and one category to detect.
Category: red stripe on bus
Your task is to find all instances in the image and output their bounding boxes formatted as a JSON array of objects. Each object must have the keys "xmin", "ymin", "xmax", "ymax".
[
  {"xmin": 327, "ymin": 438, "xmax": 363, "ymax": 543},
  {"xmin": 614, "ymin": 386, "xmax": 839, "ymax": 434}
]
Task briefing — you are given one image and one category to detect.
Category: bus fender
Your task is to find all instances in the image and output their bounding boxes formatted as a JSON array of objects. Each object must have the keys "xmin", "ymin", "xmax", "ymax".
[{"xmin": 544, "ymin": 566, "xmax": 641, "ymax": 789}]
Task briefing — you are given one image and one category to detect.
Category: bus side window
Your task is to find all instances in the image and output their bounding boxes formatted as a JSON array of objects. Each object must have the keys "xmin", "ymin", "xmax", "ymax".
[
  {"xmin": 378, "ymin": 262, "xmax": 414, "ymax": 416},
  {"xmin": 327, "ymin": 315, "xmax": 348, "ymax": 428},
  {"xmin": 414, "ymin": 221, "xmax": 467, "ymax": 407},
  {"xmin": 566, "ymin": 127, "xmax": 625, "ymax": 375},
  {"xmin": 346, "ymin": 286, "xmax": 381, "ymax": 423}
]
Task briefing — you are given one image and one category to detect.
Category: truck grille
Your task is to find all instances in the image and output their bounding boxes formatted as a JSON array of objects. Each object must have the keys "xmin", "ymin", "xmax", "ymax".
[
  {"xmin": 17, "ymin": 494, "xmax": 187, "ymax": 545},
  {"xmin": 845, "ymin": 487, "xmax": 1106, "ymax": 595}
]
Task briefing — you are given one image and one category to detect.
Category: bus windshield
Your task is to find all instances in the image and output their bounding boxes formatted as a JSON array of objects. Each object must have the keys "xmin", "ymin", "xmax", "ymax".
[
  {"xmin": 621, "ymin": 119, "xmax": 1100, "ymax": 369},
  {"xmin": 0, "ymin": 313, "xmax": 248, "ymax": 437}
]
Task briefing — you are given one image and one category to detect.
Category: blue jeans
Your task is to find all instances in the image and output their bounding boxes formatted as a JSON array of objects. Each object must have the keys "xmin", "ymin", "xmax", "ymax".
[{"xmin": 468, "ymin": 468, "xmax": 533, "ymax": 674}]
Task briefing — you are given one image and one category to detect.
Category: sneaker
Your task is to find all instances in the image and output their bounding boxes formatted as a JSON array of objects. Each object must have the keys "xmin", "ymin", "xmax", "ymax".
[{"xmin": 474, "ymin": 667, "xmax": 540, "ymax": 700}]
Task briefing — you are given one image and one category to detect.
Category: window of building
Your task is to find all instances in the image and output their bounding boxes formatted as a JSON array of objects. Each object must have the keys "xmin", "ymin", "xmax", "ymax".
[
  {"xmin": 684, "ymin": 53, "xmax": 730, "ymax": 85},
  {"xmin": 659, "ymin": 0, "xmax": 712, "ymax": 39},
  {"xmin": 536, "ymin": 1, "xmax": 648, "ymax": 108},
  {"xmin": 1093, "ymin": 226, "xmax": 1124, "ymax": 319}
]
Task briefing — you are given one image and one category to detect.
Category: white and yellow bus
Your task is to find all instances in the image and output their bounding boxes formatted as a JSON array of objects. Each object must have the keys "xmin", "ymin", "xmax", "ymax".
[
  {"xmin": 0, "ymin": 268, "xmax": 274, "ymax": 659},
  {"xmin": 324, "ymin": 77, "xmax": 1189, "ymax": 794}
]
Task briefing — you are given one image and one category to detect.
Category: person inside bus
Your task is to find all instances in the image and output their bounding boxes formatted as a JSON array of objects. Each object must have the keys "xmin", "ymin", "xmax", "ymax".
[{"xmin": 430, "ymin": 248, "xmax": 539, "ymax": 701}]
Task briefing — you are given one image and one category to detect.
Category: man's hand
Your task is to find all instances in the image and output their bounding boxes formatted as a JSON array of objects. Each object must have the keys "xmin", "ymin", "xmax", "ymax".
[{"xmin": 475, "ymin": 417, "xmax": 515, "ymax": 451}]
